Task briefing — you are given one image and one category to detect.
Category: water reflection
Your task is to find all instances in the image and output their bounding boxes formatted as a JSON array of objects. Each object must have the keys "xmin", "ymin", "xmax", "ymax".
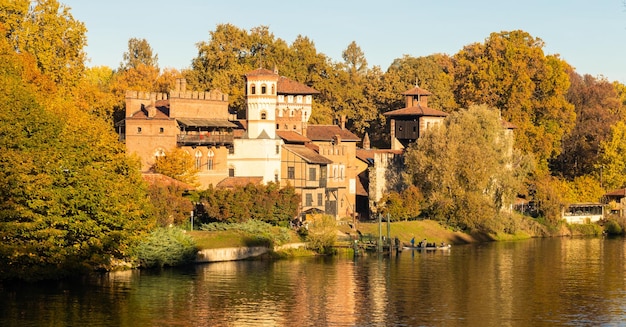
[{"xmin": 2, "ymin": 238, "xmax": 626, "ymax": 326}]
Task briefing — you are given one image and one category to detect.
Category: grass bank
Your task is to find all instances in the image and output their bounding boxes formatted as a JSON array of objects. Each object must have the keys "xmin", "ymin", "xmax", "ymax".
[{"xmin": 339, "ymin": 219, "xmax": 480, "ymax": 245}]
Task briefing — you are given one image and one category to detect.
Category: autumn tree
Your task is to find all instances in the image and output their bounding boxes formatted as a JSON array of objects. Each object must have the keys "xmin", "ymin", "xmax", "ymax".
[
  {"xmin": 453, "ymin": 30, "xmax": 575, "ymax": 171},
  {"xmin": 551, "ymin": 71, "xmax": 622, "ymax": 179},
  {"xmin": 1, "ymin": 0, "xmax": 87, "ymax": 87},
  {"xmin": 597, "ymin": 121, "xmax": 626, "ymax": 190},
  {"xmin": 0, "ymin": 38, "xmax": 153, "ymax": 280},
  {"xmin": 404, "ymin": 105, "xmax": 532, "ymax": 232},
  {"xmin": 152, "ymin": 148, "xmax": 198, "ymax": 186}
]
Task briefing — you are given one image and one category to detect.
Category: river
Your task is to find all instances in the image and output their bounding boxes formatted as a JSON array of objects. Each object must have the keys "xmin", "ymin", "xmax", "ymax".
[{"xmin": 2, "ymin": 237, "xmax": 625, "ymax": 326}]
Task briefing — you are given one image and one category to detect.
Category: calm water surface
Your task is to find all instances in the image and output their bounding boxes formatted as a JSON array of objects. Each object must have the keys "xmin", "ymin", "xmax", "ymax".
[{"xmin": 2, "ymin": 237, "xmax": 626, "ymax": 326}]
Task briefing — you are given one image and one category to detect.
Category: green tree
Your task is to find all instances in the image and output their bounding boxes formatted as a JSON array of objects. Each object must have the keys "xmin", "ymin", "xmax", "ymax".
[
  {"xmin": 404, "ymin": 105, "xmax": 532, "ymax": 232},
  {"xmin": 4, "ymin": 0, "xmax": 87, "ymax": 87},
  {"xmin": 119, "ymin": 38, "xmax": 158, "ymax": 71},
  {"xmin": 453, "ymin": 30, "xmax": 575, "ymax": 171},
  {"xmin": 0, "ymin": 39, "xmax": 153, "ymax": 280}
]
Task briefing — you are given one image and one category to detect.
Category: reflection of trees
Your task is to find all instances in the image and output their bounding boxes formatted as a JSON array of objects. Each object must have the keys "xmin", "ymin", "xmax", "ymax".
[{"xmin": 3, "ymin": 239, "xmax": 626, "ymax": 326}]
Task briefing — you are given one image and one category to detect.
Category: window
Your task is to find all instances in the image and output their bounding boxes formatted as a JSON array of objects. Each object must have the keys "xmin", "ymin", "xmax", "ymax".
[
  {"xmin": 276, "ymin": 144, "xmax": 280, "ymax": 154},
  {"xmin": 288, "ymin": 167, "xmax": 295, "ymax": 179},
  {"xmin": 261, "ymin": 111, "xmax": 267, "ymax": 120},
  {"xmin": 228, "ymin": 146, "xmax": 234, "ymax": 154},
  {"xmin": 309, "ymin": 167, "xmax": 316, "ymax": 181},
  {"xmin": 271, "ymin": 85, "xmax": 275, "ymax": 94},
  {"xmin": 317, "ymin": 193, "xmax": 323, "ymax": 206},
  {"xmin": 274, "ymin": 174, "xmax": 279, "ymax": 182},
  {"xmin": 137, "ymin": 127, "xmax": 142, "ymax": 134},
  {"xmin": 288, "ymin": 95, "xmax": 294, "ymax": 103},
  {"xmin": 296, "ymin": 95, "xmax": 303, "ymax": 103},
  {"xmin": 228, "ymin": 168, "xmax": 235, "ymax": 177},
  {"xmin": 276, "ymin": 124, "xmax": 279, "ymax": 130},
  {"xmin": 195, "ymin": 151, "xmax": 202, "ymax": 170},
  {"xmin": 251, "ymin": 85, "xmax": 256, "ymax": 94},
  {"xmin": 159, "ymin": 127, "xmax": 164, "ymax": 134},
  {"xmin": 261, "ymin": 84, "xmax": 267, "ymax": 94},
  {"xmin": 306, "ymin": 194, "xmax": 313, "ymax": 206},
  {"xmin": 340, "ymin": 165, "xmax": 345, "ymax": 180},
  {"xmin": 207, "ymin": 150, "xmax": 214, "ymax": 170},
  {"xmin": 293, "ymin": 125, "xmax": 297, "ymax": 130}
]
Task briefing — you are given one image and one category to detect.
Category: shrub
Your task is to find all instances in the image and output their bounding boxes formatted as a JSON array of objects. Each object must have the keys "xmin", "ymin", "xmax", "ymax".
[
  {"xmin": 136, "ymin": 227, "xmax": 197, "ymax": 268},
  {"xmin": 306, "ymin": 214, "xmax": 337, "ymax": 254},
  {"xmin": 604, "ymin": 219, "xmax": 623, "ymax": 235}
]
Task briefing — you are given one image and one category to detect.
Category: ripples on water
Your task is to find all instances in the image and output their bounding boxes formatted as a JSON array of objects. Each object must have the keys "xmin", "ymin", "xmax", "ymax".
[{"xmin": 1, "ymin": 237, "xmax": 626, "ymax": 326}]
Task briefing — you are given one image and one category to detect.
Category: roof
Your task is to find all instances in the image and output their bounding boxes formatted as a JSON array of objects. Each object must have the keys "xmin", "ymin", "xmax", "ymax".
[
  {"xmin": 277, "ymin": 131, "xmax": 311, "ymax": 143},
  {"xmin": 216, "ymin": 177, "xmax": 263, "ymax": 189},
  {"xmin": 501, "ymin": 120, "xmax": 517, "ymax": 129},
  {"xmin": 383, "ymin": 104, "xmax": 449, "ymax": 117},
  {"xmin": 605, "ymin": 188, "xmax": 626, "ymax": 197},
  {"xmin": 245, "ymin": 68, "xmax": 319, "ymax": 95},
  {"xmin": 177, "ymin": 118, "xmax": 237, "ymax": 128},
  {"xmin": 142, "ymin": 173, "xmax": 195, "ymax": 190},
  {"xmin": 355, "ymin": 176, "xmax": 368, "ymax": 196},
  {"xmin": 277, "ymin": 76, "xmax": 319, "ymax": 95},
  {"xmin": 356, "ymin": 149, "xmax": 403, "ymax": 165},
  {"xmin": 306, "ymin": 125, "xmax": 361, "ymax": 142},
  {"xmin": 402, "ymin": 86, "xmax": 432, "ymax": 96},
  {"xmin": 283, "ymin": 144, "xmax": 333, "ymax": 164},
  {"xmin": 245, "ymin": 68, "xmax": 277, "ymax": 77}
]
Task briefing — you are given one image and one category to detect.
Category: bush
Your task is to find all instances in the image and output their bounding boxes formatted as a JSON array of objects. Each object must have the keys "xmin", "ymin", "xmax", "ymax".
[
  {"xmin": 604, "ymin": 219, "xmax": 623, "ymax": 235},
  {"xmin": 136, "ymin": 227, "xmax": 197, "ymax": 268},
  {"xmin": 568, "ymin": 223, "xmax": 603, "ymax": 236},
  {"xmin": 306, "ymin": 215, "xmax": 337, "ymax": 254}
]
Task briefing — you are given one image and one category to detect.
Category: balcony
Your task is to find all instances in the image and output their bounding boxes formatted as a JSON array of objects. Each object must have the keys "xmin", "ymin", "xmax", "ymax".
[{"xmin": 177, "ymin": 133, "xmax": 234, "ymax": 146}]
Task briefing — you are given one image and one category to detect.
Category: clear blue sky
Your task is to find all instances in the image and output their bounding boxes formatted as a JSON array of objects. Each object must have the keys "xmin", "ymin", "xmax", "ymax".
[{"xmin": 63, "ymin": 0, "xmax": 626, "ymax": 83}]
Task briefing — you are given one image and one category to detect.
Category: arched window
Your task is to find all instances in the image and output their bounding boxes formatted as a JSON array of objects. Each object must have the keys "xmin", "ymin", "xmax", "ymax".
[
  {"xmin": 195, "ymin": 151, "xmax": 202, "ymax": 170},
  {"xmin": 271, "ymin": 84, "xmax": 275, "ymax": 94},
  {"xmin": 251, "ymin": 84, "xmax": 256, "ymax": 95},
  {"xmin": 207, "ymin": 150, "xmax": 214, "ymax": 170},
  {"xmin": 261, "ymin": 84, "xmax": 267, "ymax": 94},
  {"xmin": 261, "ymin": 111, "xmax": 267, "ymax": 120}
]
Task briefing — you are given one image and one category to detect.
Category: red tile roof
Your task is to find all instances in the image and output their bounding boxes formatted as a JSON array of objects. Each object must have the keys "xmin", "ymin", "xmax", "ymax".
[
  {"xmin": 306, "ymin": 125, "xmax": 361, "ymax": 142},
  {"xmin": 277, "ymin": 130, "xmax": 311, "ymax": 143},
  {"xmin": 277, "ymin": 76, "xmax": 319, "ymax": 95},
  {"xmin": 142, "ymin": 173, "xmax": 195, "ymax": 190},
  {"xmin": 402, "ymin": 86, "xmax": 432, "ymax": 96},
  {"xmin": 383, "ymin": 104, "xmax": 448, "ymax": 117},
  {"xmin": 605, "ymin": 188, "xmax": 626, "ymax": 197},
  {"xmin": 245, "ymin": 68, "xmax": 319, "ymax": 94},
  {"xmin": 245, "ymin": 68, "xmax": 277, "ymax": 77}
]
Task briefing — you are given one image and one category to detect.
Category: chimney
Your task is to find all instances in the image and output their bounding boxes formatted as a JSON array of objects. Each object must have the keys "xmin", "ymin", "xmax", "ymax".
[
  {"xmin": 180, "ymin": 78, "xmax": 187, "ymax": 92},
  {"xmin": 340, "ymin": 114, "xmax": 346, "ymax": 130}
]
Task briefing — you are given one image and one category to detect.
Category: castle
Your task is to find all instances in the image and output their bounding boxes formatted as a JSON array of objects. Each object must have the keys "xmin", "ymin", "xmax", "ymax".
[{"xmin": 119, "ymin": 68, "xmax": 453, "ymax": 221}]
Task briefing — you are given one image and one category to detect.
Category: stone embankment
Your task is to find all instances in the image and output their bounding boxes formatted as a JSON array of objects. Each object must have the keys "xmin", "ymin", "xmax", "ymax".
[{"xmin": 195, "ymin": 243, "xmax": 307, "ymax": 263}]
